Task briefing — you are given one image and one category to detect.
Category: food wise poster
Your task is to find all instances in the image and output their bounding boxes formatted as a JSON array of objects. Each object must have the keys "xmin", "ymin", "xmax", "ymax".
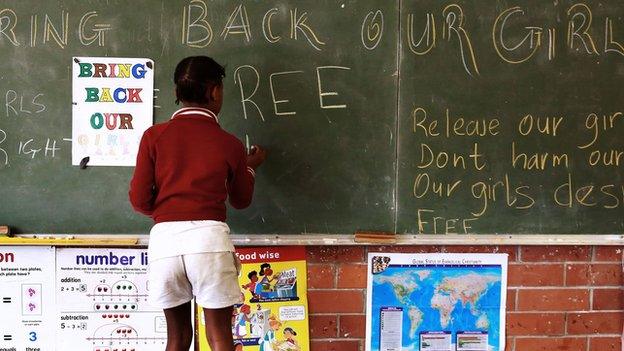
[
  {"xmin": 0, "ymin": 246, "xmax": 55, "ymax": 351},
  {"xmin": 56, "ymin": 248, "xmax": 166, "ymax": 351},
  {"xmin": 366, "ymin": 253, "xmax": 508, "ymax": 351},
  {"xmin": 198, "ymin": 246, "xmax": 310, "ymax": 351}
]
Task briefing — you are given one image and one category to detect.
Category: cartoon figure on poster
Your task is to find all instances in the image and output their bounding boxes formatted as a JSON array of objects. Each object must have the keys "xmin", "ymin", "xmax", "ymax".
[
  {"xmin": 259, "ymin": 315, "xmax": 281, "ymax": 351},
  {"xmin": 233, "ymin": 304, "xmax": 252, "ymax": 337},
  {"xmin": 277, "ymin": 327, "xmax": 301, "ymax": 351},
  {"xmin": 254, "ymin": 264, "xmax": 280, "ymax": 300},
  {"xmin": 243, "ymin": 271, "xmax": 260, "ymax": 300},
  {"xmin": 234, "ymin": 340, "xmax": 244, "ymax": 351}
]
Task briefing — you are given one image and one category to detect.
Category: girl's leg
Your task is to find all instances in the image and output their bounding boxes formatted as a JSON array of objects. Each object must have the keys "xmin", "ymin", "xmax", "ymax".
[
  {"xmin": 163, "ymin": 301, "xmax": 193, "ymax": 351},
  {"xmin": 203, "ymin": 306, "xmax": 234, "ymax": 351}
]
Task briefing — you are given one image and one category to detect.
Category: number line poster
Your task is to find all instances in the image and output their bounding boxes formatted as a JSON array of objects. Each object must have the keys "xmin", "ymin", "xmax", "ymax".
[
  {"xmin": 56, "ymin": 248, "xmax": 166, "ymax": 351},
  {"xmin": 366, "ymin": 253, "xmax": 508, "ymax": 351}
]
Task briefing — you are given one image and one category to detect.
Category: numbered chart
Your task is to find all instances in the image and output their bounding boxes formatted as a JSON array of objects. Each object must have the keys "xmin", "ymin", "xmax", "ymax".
[
  {"xmin": 0, "ymin": 246, "xmax": 55, "ymax": 351},
  {"xmin": 56, "ymin": 248, "xmax": 166, "ymax": 351}
]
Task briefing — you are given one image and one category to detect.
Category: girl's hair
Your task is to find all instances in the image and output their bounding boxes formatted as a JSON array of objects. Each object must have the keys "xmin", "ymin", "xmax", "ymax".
[
  {"xmin": 269, "ymin": 315, "xmax": 281, "ymax": 327},
  {"xmin": 248, "ymin": 271, "xmax": 258, "ymax": 279},
  {"xmin": 174, "ymin": 56, "xmax": 225, "ymax": 105},
  {"xmin": 259, "ymin": 263, "xmax": 271, "ymax": 276},
  {"xmin": 283, "ymin": 327, "xmax": 297, "ymax": 336}
]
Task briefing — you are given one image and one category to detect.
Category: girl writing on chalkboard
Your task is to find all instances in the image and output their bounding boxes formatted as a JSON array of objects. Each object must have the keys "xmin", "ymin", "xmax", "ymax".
[{"xmin": 129, "ymin": 56, "xmax": 266, "ymax": 351}]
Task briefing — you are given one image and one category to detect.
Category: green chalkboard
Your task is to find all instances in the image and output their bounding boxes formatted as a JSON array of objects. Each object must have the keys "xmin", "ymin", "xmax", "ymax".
[
  {"xmin": 397, "ymin": 0, "xmax": 624, "ymax": 234},
  {"xmin": 0, "ymin": 0, "xmax": 398, "ymax": 234},
  {"xmin": 2, "ymin": 0, "xmax": 624, "ymax": 235}
]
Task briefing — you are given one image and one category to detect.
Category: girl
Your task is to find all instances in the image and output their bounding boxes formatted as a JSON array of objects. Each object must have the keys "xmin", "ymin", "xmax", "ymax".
[
  {"xmin": 280, "ymin": 328, "xmax": 301, "ymax": 351},
  {"xmin": 259, "ymin": 315, "xmax": 282, "ymax": 351},
  {"xmin": 257, "ymin": 263, "xmax": 279, "ymax": 295},
  {"xmin": 129, "ymin": 56, "xmax": 266, "ymax": 351},
  {"xmin": 242, "ymin": 270, "xmax": 259, "ymax": 299},
  {"xmin": 233, "ymin": 304, "xmax": 251, "ymax": 338}
]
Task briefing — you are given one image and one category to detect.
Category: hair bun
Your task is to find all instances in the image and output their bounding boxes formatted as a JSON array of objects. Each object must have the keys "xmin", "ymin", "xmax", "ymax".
[{"xmin": 173, "ymin": 56, "xmax": 225, "ymax": 104}]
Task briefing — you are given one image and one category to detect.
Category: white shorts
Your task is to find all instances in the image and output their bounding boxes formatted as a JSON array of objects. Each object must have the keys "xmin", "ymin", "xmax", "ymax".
[{"xmin": 148, "ymin": 252, "xmax": 243, "ymax": 309}]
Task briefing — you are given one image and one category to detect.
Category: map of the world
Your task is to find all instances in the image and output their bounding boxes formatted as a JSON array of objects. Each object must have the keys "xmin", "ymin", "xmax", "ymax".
[{"xmin": 366, "ymin": 254, "xmax": 507, "ymax": 351}]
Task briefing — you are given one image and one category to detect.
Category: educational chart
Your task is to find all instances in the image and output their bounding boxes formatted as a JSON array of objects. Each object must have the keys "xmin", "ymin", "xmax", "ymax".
[
  {"xmin": 0, "ymin": 246, "xmax": 55, "ymax": 351},
  {"xmin": 72, "ymin": 57, "xmax": 154, "ymax": 166},
  {"xmin": 198, "ymin": 246, "xmax": 309, "ymax": 351},
  {"xmin": 366, "ymin": 254, "xmax": 508, "ymax": 351},
  {"xmin": 56, "ymin": 248, "xmax": 166, "ymax": 351}
]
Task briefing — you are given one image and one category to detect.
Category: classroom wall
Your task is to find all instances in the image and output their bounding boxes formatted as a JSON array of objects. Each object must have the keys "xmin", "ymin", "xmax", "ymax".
[{"xmin": 303, "ymin": 245, "xmax": 623, "ymax": 351}]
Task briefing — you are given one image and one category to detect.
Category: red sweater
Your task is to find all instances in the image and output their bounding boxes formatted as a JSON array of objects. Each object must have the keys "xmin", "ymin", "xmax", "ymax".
[{"xmin": 129, "ymin": 107, "xmax": 255, "ymax": 223}]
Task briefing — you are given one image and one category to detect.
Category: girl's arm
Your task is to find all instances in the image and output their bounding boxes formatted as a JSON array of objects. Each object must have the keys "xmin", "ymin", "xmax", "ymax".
[{"xmin": 227, "ymin": 142, "xmax": 255, "ymax": 209}]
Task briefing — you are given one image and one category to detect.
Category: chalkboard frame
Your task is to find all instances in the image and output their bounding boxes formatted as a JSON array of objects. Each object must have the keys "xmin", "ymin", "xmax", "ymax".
[{"xmin": 7, "ymin": 234, "xmax": 624, "ymax": 246}]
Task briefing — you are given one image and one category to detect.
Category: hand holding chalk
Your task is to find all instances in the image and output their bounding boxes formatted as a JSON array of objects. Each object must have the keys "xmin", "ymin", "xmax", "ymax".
[{"xmin": 247, "ymin": 145, "xmax": 267, "ymax": 170}]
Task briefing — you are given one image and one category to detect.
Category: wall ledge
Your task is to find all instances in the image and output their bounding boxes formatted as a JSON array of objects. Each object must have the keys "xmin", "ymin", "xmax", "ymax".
[{"xmin": 5, "ymin": 234, "xmax": 623, "ymax": 246}]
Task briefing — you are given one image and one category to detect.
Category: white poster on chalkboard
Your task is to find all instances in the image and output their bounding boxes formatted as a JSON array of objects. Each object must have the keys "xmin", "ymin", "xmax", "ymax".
[
  {"xmin": 72, "ymin": 57, "xmax": 154, "ymax": 166},
  {"xmin": 0, "ymin": 246, "xmax": 55, "ymax": 350},
  {"xmin": 55, "ymin": 248, "xmax": 166, "ymax": 350}
]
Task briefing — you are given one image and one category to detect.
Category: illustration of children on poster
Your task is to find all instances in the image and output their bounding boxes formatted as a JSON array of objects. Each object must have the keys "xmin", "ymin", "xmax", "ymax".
[{"xmin": 198, "ymin": 246, "xmax": 309, "ymax": 351}]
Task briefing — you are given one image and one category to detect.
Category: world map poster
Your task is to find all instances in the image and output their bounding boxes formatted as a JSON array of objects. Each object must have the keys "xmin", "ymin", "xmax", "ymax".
[{"xmin": 365, "ymin": 253, "xmax": 508, "ymax": 351}]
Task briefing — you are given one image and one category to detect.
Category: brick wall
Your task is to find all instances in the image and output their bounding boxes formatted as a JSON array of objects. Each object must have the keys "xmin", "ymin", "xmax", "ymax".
[{"xmin": 305, "ymin": 245, "xmax": 623, "ymax": 351}]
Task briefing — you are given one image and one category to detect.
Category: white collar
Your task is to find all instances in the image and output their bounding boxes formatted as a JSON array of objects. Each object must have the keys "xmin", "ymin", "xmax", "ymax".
[{"xmin": 171, "ymin": 107, "xmax": 219, "ymax": 123}]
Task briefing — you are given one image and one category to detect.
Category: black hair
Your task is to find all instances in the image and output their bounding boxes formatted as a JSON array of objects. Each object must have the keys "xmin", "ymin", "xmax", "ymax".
[
  {"xmin": 248, "ymin": 271, "xmax": 258, "ymax": 279},
  {"xmin": 283, "ymin": 327, "xmax": 297, "ymax": 336},
  {"xmin": 259, "ymin": 263, "xmax": 271, "ymax": 276},
  {"xmin": 174, "ymin": 56, "xmax": 225, "ymax": 105}
]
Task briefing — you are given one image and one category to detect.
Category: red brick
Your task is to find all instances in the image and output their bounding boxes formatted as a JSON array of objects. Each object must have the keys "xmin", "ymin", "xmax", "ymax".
[
  {"xmin": 508, "ymin": 264, "xmax": 564, "ymax": 287},
  {"xmin": 505, "ymin": 338, "xmax": 514, "ymax": 351},
  {"xmin": 309, "ymin": 315, "xmax": 337, "ymax": 338},
  {"xmin": 565, "ymin": 264, "xmax": 587, "ymax": 286},
  {"xmin": 307, "ymin": 264, "xmax": 336, "ymax": 289},
  {"xmin": 337, "ymin": 264, "xmax": 367, "ymax": 289},
  {"xmin": 567, "ymin": 312, "xmax": 624, "ymax": 334},
  {"xmin": 566, "ymin": 264, "xmax": 623, "ymax": 286},
  {"xmin": 520, "ymin": 246, "xmax": 591, "ymax": 262},
  {"xmin": 443, "ymin": 245, "xmax": 518, "ymax": 261},
  {"xmin": 339, "ymin": 314, "xmax": 366, "ymax": 339},
  {"xmin": 594, "ymin": 246, "xmax": 624, "ymax": 262},
  {"xmin": 307, "ymin": 246, "xmax": 365, "ymax": 263},
  {"xmin": 311, "ymin": 340, "xmax": 360, "ymax": 351},
  {"xmin": 308, "ymin": 290, "xmax": 364, "ymax": 313},
  {"xmin": 517, "ymin": 289, "xmax": 589, "ymax": 311},
  {"xmin": 506, "ymin": 312, "xmax": 565, "ymax": 336},
  {"xmin": 593, "ymin": 288, "xmax": 623, "ymax": 310},
  {"xmin": 514, "ymin": 337, "xmax": 587, "ymax": 351},
  {"xmin": 367, "ymin": 245, "xmax": 440, "ymax": 254},
  {"xmin": 589, "ymin": 337, "xmax": 621, "ymax": 351},
  {"xmin": 507, "ymin": 289, "xmax": 517, "ymax": 311}
]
